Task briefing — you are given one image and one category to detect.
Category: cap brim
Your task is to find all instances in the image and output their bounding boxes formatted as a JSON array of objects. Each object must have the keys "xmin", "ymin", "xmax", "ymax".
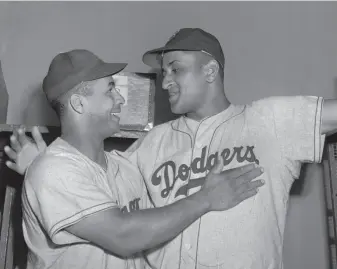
[
  {"xmin": 143, "ymin": 49, "xmax": 225, "ymax": 71},
  {"xmin": 142, "ymin": 47, "xmax": 166, "ymax": 69},
  {"xmin": 86, "ymin": 62, "xmax": 127, "ymax": 81},
  {"xmin": 143, "ymin": 47, "xmax": 199, "ymax": 69}
]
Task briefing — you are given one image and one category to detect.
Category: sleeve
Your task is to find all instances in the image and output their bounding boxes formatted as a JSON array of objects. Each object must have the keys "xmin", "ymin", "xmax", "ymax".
[
  {"xmin": 259, "ymin": 96, "xmax": 325, "ymax": 163},
  {"xmin": 25, "ymin": 157, "xmax": 118, "ymax": 245}
]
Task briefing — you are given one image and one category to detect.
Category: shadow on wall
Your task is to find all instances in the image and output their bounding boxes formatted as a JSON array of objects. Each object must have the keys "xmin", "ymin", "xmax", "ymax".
[
  {"xmin": 22, "ymin": 83, "xmax": 60, "ymax": 127},
  {"xmin": 0, "ymin": 61, "xmax": 9, "ymax": 123},
  {"xmin": 291, "ymin": 164, "xmax": 309, "ymax": 195}
]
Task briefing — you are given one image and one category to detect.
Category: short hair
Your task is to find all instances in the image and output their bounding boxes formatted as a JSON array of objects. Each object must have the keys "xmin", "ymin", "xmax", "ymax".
[{"xmin": 50, "ymin": 80, "xmax": 94, "ymax": 118}]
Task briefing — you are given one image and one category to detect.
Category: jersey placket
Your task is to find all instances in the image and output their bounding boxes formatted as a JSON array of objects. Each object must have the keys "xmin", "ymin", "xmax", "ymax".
[{"xmin": 180, "ymin": 120, "xmax": 213, "ymax": 269}]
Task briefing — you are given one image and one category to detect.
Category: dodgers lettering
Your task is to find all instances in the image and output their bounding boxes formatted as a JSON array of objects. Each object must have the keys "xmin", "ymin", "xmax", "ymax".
[{"xmin": 151, "ymin": 145, "xmax": 259, "ymax": 198}]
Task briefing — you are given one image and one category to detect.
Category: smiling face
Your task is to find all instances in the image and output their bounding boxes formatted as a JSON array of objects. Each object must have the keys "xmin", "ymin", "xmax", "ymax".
[
  {"xmin": 161, "ymin": 51, "xmax": 210, "ymax": 120},
  {"xmin": 84, "ymin": 76, "xmax": 125, "ymax": 136}
]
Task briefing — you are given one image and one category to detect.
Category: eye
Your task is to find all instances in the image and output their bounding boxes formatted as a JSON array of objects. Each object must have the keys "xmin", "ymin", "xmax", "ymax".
[
  {"xmin": 172, "ymin": 67, "xmax": 180, "ymax": 74},
  {"xmin": 107, "ymin": 82, "xmax": 113, "ymax": 91}
]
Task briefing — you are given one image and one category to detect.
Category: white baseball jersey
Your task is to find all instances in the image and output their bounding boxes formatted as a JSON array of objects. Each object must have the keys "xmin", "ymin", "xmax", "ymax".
[
  {"xmin": 128, "ymin": 96, "xmax": 325, "ymax": 269},
  {"xmin": 22, "ymin": 138, "xmax": 149, "ymax": 269}
]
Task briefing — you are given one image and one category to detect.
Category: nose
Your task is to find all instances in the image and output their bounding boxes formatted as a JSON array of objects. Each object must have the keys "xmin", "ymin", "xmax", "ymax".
[
  {"xmin": 114, "ymin": 89, "xmax": 125, "ymax": 106},
  {"xmin": 162, "ymin": 73, "xmax": 174, "ymax": 90}
]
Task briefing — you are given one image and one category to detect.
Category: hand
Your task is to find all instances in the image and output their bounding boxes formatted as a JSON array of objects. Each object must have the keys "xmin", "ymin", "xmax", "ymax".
[
  {"xmin": 4, "ymin": 126, "xmax": 47, "ymax": 175},
  {"xmin": 200, "ymin": 159, "xmax": 264, "ymax": 212}
]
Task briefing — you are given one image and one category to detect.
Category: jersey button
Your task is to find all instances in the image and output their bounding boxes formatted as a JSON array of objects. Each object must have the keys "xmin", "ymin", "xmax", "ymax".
[{"xmin": 185, "ymin": 243, "xmax": 192, "ymax": 250}]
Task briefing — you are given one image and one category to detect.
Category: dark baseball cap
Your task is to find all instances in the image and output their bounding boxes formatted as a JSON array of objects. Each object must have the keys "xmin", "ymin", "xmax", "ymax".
[
  {"xmin": 142, "ymin": 28, "xmax": 224, "ymax": 69},
  {"xmin": 43, "ymin": 49, "xmax": 127, "ymax": 101}
]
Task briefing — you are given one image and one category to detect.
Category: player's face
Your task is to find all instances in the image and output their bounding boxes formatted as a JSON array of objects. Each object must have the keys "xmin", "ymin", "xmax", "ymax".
[
  {"xmin": 85, "ymin": 76, "xmax": 125, "ymax": 135},
  {"xmin": 161, "ymin": 51, "xmax": 208, "ymax": 119}
]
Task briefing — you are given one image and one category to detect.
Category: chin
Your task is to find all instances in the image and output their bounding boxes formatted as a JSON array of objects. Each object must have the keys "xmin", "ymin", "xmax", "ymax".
[
  {"xmin": 111, "ymin": 126, "xmax": 120, "ymax": 135},
  {"xmin": 170, "ymin": 103, "xmax": 189, "ymax": 115},
  {"xmin": 106, "ymin": 123, "xmax": 120, "ymax": 136},
  {"xmin": 170, "ymin": 103, "xmax": 180, "ymax": 114}
]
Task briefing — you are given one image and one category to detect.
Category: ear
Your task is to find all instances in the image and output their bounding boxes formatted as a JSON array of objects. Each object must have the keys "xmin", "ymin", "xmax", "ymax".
[
  {"xmin": 69, "ymin": 94, "xmax": 85, "ymax": 114},
  {"xmin": 203, "ymin": 59, "xmax": 219, "ymax": 83}
]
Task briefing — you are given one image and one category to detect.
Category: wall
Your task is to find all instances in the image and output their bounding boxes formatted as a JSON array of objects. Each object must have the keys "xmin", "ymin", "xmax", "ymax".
[{"xmin": 1, "ymin": 2, "xmax": 336, "ymax": 268}]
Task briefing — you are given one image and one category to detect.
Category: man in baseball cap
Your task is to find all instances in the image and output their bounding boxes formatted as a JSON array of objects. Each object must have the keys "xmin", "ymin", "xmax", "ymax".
[
  {"xmin": 15, "ymin": 49, "xmax": 264, "ymax": 269},
  {"xmin": 129, "ymin": 27, "xmax": 328, "ymax": 269},
  {"xmin": 42, "ymin": 49, "xmax": 127, "ymax": 102}
]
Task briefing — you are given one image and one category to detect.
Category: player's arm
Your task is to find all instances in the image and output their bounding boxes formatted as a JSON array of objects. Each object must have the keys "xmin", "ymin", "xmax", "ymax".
[
  {"xmin": 4, "ymin": 126, "xmax": 47, "ymax": 175},
  {"xmin": 66, "ymin": 163, "xmax": 264, "ymax": 257},
  {"xmin": 321, "ymin": 99, "xmax": 337, "ymax": 135},
  {"xmin": 3, "ymin": 126, "xmax": 143, "ymax": 174}
]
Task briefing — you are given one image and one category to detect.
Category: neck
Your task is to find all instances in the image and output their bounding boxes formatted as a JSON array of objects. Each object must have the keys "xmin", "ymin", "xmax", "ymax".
[
  {"xmin": 60, "ymin": 120, "xmax": 107, "ymax": 170},
  {"xmin": 186, "ymin": 83, "xmax": 231, "ymax": 121}
]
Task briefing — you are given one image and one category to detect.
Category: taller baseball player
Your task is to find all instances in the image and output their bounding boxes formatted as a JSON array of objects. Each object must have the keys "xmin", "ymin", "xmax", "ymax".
[
  {"xmin": 5, "ymin": 28, "xmax": 337, "ymax": 269},
  {"xmin": 129, "ymin": 28, "xmax": 329, "ymax": 269}
]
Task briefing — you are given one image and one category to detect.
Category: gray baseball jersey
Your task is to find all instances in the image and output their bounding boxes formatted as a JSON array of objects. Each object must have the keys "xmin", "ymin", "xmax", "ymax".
[
  {"xmin": 22, "ymin": 138, "xmax": 149, "ymax": 269},
  {"xmin": 128, "ymin": 96, "xmax": 325, "ymax": 269}
]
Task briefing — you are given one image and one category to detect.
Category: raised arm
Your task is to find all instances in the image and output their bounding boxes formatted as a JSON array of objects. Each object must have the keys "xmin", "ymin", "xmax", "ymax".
[
  {"xmin": 4, "ymin": 126, "xmax": 47, "ymax": 175},
  {"xmin": 321, "ymin": 99, "xmax": 337, "ymax": 135},
  {"xmin": 66, "ymin": 163, "xmax": 264, "ymax": 257}
]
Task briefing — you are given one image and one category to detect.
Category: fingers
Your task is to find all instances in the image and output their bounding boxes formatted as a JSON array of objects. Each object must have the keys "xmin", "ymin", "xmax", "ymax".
[
  {"xmin": 4, "ymin": 145, "xmax": 17, "ymax": 161},
  {"xmin": 210, "ymin": 156, "xmax": 225, "ymax": 174},
  {"xmin": 17, "ymin": 127, "xmax": 32, "ymax": 148},
  {"xmin": 235, "ymin": 189, "xmax": 259, "ymax": 204},
  {"xmin": 224, "ymin": 163, "xmax": 258, "ymax": 179},
  {"xmin": 9, "ymin": 132, "xmax": 22, "ymax": 153},
  {"xmin": 235, "ymin": 179, "xmax": 265, "ymax": 195},
  {"xmin": 232, "ymin": 166, "xmax": 264, "ymax": 185},
  {"xmin": 31, "ymin": 126, "xmax": 47, "ymax": 151},
  {"xmin": 5, "ymin": 161, "xmax": 21, "ymax": 174}
]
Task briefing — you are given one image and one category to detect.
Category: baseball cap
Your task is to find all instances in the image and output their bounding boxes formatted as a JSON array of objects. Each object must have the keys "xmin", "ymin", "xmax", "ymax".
[
  {"xmin": 43, "ymin": 49, "xmax": 127, "ymax": 101},
  {"xmin": 142, "ymin": 28, "xmax": 224, "ymax": 69}
]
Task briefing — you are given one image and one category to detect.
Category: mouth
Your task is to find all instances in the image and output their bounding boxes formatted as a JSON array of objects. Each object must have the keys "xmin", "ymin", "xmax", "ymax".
[
  {"xmin": 168, "ymin": 91, "xmax": 179, "ymax": 103},
  {"xmin": 110, "ymin": 112, "xmax": 121, "ymax": 121}
]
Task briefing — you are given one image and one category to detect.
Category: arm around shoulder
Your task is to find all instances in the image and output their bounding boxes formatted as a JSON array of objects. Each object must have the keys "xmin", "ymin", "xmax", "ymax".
[
  {"xmin": 66, "ymin": 190, "xmax": 209, "ymax": 257},
  {"xmin": 65, "ymin": 162, "xmax": 264, "ymax": 257}
]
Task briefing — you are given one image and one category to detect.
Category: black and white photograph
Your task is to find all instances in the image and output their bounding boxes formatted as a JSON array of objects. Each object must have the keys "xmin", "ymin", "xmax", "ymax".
[{"xmin": 0, "ymin": 1, "xmax": 337, "ymax": 269}]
